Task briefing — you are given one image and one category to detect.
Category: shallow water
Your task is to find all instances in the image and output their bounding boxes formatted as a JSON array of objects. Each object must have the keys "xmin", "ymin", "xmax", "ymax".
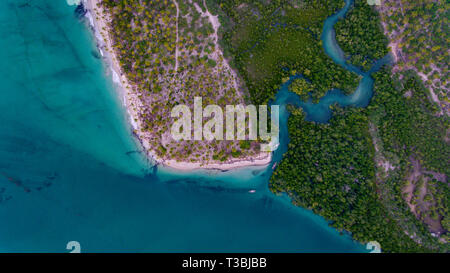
[{"xmin": 0, "ymin": 0, "xmax": 377, "ymax": 252}]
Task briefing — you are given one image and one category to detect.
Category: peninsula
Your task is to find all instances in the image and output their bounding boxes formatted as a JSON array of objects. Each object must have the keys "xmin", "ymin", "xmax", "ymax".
[{"xmin": 84, "ymin": 0, "xmax": 271, "ymax": 170}]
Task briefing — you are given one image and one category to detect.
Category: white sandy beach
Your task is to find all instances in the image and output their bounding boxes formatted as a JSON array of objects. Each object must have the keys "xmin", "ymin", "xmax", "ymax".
[{"xmin": 83, "ymin": 0, "xmax": 272, "ymax": 171}]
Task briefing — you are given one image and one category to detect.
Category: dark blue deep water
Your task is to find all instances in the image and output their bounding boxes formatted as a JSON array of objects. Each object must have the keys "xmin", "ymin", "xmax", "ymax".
[{"xmin": 0, "ymin": 0, "xmax": 387, "ymax": 252}]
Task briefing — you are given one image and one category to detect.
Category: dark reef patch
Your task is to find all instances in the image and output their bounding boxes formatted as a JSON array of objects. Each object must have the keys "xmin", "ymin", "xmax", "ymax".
[{"xmin": 74, "ymin": 3, "xmax": 87, "ymax": 19}]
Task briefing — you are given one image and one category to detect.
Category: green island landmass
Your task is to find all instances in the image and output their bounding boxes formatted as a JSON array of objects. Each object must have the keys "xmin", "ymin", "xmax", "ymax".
[{"xmin": 95, "ymin": 0, "xmax": 448, "ymax": 252}]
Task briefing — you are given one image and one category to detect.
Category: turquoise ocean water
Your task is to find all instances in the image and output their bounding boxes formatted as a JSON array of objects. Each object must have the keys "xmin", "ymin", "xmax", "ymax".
[{"xmin": 0, "ymin": 0, "xmax": 384, "ymax": 252}]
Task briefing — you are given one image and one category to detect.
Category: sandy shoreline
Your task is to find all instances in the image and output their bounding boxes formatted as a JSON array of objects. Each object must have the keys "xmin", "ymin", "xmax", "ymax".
[{"xmin": 82, "ymin": 0, "xmax": 272, "ymax": 171}]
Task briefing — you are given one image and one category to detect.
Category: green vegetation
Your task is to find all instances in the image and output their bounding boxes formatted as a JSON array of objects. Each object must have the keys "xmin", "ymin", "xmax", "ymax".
[
  {"xmin": 214, "ymin": 0, "xmax": 360, "ymax": 104},
  {"xmin": 371, "ymin": 71, "xmax": 448, "ymax": 177},
  {"xmin": 367, "ymin": 69, "xmax": 449, "ymax": 249},
  {"xmin": 378, "ymin": 0, "xmax": 449, "ymax": 109},
  {"xmin": 334, "ymin": 0, "xmax": 389, "ymax": 71},
  {"xmin": 289, "ymin": 78, "xmax": 314, "ymax": 101}
]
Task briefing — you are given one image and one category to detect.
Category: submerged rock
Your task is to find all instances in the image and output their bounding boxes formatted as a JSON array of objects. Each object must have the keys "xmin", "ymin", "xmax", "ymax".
[{"xmin": 91, "ymin": 50, "xmax": 101, "ymax": 59}]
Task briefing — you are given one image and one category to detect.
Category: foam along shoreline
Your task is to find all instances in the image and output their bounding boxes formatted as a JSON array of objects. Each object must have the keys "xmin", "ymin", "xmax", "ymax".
[{"xmin": 82, "ymin": 0, "xmax": 272, "ymax": 171}]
